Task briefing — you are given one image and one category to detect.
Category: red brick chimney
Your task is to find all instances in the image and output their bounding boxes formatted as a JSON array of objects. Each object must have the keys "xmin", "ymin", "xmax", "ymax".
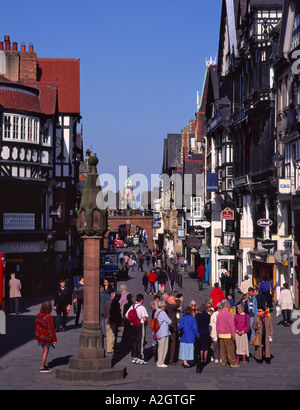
[{"xmin": 19, "ymin": 41, "xmax": 37, "ymax": 82}]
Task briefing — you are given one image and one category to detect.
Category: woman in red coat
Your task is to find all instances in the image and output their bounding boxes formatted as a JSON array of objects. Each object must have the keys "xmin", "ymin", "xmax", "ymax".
[
  {"xmin": 210, "ymin": 283, "xmax": 225, "ymax": 310},
  {"xmin": 35, "ymin": 301, "xmax": 57, "ymax": 372}
]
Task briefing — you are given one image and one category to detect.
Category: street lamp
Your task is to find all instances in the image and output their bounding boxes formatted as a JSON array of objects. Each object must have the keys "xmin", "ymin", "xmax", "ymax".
[{"xmin": 272, "ymin": 152, "xmax": 284, "ymax": 169}]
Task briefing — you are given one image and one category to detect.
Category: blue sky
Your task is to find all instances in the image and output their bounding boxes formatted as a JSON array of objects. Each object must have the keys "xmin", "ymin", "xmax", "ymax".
[{"xmin": 2, "ymin": 0, "xmax": 222, "ymax": 185}]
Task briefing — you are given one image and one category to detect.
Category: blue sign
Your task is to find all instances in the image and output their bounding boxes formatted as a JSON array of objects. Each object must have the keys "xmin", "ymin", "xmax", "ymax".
[
  {"xmin": 152, "ymin": 222, "xmax": 161, "ymax": 229},
  {"xmin": 153, "ymin": 212, "xmax": 160, "ymax": 221},
  {"xmin": 207, "ymin": 173, "xmax": 219, "ymax": 192}
]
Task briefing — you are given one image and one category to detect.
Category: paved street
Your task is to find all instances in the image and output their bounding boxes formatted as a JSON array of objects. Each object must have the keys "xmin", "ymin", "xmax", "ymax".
[{"xmin": 1, "ymin": 254, "xmax": 300, "ymax": 391}]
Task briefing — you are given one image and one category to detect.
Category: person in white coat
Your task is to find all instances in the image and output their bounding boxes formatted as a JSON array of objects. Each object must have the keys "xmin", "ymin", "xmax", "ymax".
[
  {"xmin": 154, "ymin": 301, "xmax": 172, "ymax": 368},
  {"xmin": 209, "ymin": 302, "xmax": 222, "ymax": 363},
  {"xmin": 278, "ymin": 283, "xmax": 293, "ymax": 327}
]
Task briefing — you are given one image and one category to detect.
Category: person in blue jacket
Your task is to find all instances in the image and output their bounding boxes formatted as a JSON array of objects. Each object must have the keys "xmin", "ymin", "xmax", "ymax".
[{"xmin": 178, "ymin": 306, "xmax": 199, "ymax": 368}]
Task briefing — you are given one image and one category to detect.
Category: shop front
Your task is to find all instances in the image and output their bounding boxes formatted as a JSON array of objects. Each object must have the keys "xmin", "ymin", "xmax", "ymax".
[{"xmin": 249, "ymin": 251, "xmax": 276, "ymax": 303}]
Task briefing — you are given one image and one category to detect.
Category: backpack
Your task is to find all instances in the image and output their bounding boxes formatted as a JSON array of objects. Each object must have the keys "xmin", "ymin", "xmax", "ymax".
[
  {"xmin": 127, "ymin": 304, "xmax": 142, "ymax": 326},
  {"xmin": 149, "ymin": 310, "xmax": 163, "ymax": 333}
]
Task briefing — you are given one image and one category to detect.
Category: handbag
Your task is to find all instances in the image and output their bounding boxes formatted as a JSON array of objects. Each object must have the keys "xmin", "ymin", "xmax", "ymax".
[{"xmin": 251, "ymin": 332, "xmax": 260, "ymax": 347}]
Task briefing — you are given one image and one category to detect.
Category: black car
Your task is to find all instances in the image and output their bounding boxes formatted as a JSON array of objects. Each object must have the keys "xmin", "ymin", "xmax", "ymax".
[{"xmin": 100, "ymin": 263, "xmax": 118, "ymax": 289}]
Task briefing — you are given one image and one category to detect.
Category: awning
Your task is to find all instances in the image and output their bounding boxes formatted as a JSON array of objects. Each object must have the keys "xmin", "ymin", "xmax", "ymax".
[{"xmin": 186, "ymin": 236, "xmax": 203, "ymax": 248}]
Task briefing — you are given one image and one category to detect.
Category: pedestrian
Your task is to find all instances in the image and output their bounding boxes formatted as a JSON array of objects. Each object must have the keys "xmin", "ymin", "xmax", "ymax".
[
  {"xmin": 72, "ymin": 276, "xmax": 84, "ymax": 328},
  {"xmin": 168, "ymin": 269, "xmax": 175, "ymax": 293},
  {"xmin": 103, "ymin": 291, "xmax": 116, "ymax": 353},
  {"xmin": 109, "ymin": 293, "xmax": 122, "ymax": 353},
  {"xmin": 178, "ymin": 306, "xmax": 199, "ymax": 368},
  {"xmin": 138, "ymin": 255, "xmax": 144, "ymax": 271},
  {"xmin": 278, "ymin": 283, "xmax": 293, "ymax": 327},
  {"xmin": 121, "ymin": 293, "xmax": 134, "ymax": 350},
  {"xmin": 239, "ymin": 275, "xmax": 252, "ymax": 295},
  {"xmin": 100, "ymin": 279, "xmax": 113, "ymax": 335},
  {"xmin": 259, "ymin": 276, "xmax": 273, "ymax": 310},
  {"xmin": 252, "ymin": 306, "xmax": 274, "ymax": 364},
  {"xmin": 125, "ymin": 293, "xmax": 149, "ymax": 365},
  {"xmin": 154, "ymin": 301, "xmax": 172, "ymax": 368},
  {"xmin": 234, "ymin": 304, "xmax": 250, "ymax": 364},
  {"xmin": 146, "ymin": 253, "xmax": 151, "ymax": 267},
  {"xmin": 223, "ymin": 271, "xmax": 233, "ymax": 297},
  {"xmin": 196, "ymin": 263, "xmax": 206, "ymax": 290},
  {"xmin": 142, "ymin": 272, "xmax": 149, "ymax": 294},
  {"xmin": 209, "ymin": 302, "xmax": 222, "ymax": 363},
  {"xmin": 157, "ymin": 269, "xmax": 168, "ymax": 294},
  {"xmin": 148, "ymin": 269, "xmax": 157, "ymax": 295},
  {"xmin": 246, "ymin": 287, "xmax": 258, "ymax": 341},
  {"xmin": 218, "ymin": 265, "xmax": 227, "ymax": 289},
  {"xmin": 216, "ymin": 299, "xmax": 239, "ymax": 368},
  {"xmin": 165, "ymin": 295, "xmax": 181, "ymax": 365},
  {"xmin": 54, "ymin": 279, "xmax": 72, "ymax": 332},
  {"xmin": 234, "ymin": 294, "xmax": 249, "ymax": 316},
  {"xmin": 210, "ymin": 283, "xmax": 225, "ymax": 310},
  {"xmin": 118, "ymin": 284, "xmax": 129, "ymax": 317},
  {"xmin": 152, "ymin": 252, "xmax": 156, "ymax": 268},
  {"xmin": 119, "ymin": 251, "xmax": 125, "ymax": 266},
  {"xmin": 189, "ymin": 300, "xmax": 197, "ymax": 317},
  {"xmin": 180, "ymin": 256, "xmax": 185, "ymax": 272},
  {"xmin": 8, "ymin": 273, "xmax": 22, "ymax": 314},
  {"xmin": 34, "ymin": 301, "xmax": 57, "ymax": 372},
  {"xmin": 195, "ymin": 303, "xmax": 211, "ymax": 371},
  {"xmin": 227, "ymin": 293, "xmax": 235, "ymax": 309},
  {"xmin": 254, "ymin": 286, "xmax": 266, "ymax": 309}
]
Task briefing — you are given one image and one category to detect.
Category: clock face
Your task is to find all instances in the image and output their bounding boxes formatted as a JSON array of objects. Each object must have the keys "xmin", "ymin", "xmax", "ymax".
[{"xmin": 125, "ymin": 188, "xmax": 131, "ymax": 196}]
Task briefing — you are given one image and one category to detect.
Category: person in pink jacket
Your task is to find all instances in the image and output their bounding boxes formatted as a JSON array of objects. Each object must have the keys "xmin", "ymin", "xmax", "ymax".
[{"xmin": 216, "ymin": 299, "xmax": 239, "ymax": 368}]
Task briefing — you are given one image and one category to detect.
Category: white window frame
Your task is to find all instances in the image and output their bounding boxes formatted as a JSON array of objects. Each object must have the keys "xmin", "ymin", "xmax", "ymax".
[{"xmin": 2, "ymin": 114, "xmax": 40, "ymax": 144}]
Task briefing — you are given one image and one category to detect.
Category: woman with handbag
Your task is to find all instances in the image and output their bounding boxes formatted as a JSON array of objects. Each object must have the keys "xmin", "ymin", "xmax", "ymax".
[
  {"xmin": 154, "ymin": 301, "xmax": 172, "ymax": 368},
  {"xmin": 252, "ymin": 306, "xmax": 274, "ymax": 364}
]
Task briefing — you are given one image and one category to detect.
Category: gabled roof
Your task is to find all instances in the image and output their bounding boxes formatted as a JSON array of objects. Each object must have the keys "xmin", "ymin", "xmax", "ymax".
[
  {"xmin": 218, "ymin": 0, "xmax": 240, "ymax": 76},
  {"xmin": 36, "ymin": 58, "xmax": 80, "ymax": 114}
]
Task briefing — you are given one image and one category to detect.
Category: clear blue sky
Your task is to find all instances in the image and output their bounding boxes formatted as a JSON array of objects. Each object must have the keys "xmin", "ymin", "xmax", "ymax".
[{"xmin": 2, "ymin": 0, "xmax": 222, "ymax": 184}]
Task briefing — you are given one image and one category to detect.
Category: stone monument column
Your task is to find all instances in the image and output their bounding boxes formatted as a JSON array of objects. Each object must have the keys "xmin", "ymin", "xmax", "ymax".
[{"xmin": 55, "ymin": 154, "xmax": 126, "ymax": 382}]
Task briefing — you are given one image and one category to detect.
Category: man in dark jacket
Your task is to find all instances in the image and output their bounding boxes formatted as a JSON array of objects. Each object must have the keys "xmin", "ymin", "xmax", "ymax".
[
  {"xmin": 72, "ymin": 276, "xmax": 84, "ymax": 328},
  {"xmin": 54, "ymin": 279, "xmax": 72, "ymax": 331},
  {"xmin": 165, "ymin": 296, "xmax": 181, "ymax": 364}
]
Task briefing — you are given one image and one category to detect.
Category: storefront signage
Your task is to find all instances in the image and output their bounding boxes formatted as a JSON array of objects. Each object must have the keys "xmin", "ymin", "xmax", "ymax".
[
  {"xmin": 278, "ymin": 179, "xmax": 291, "ymax": 194},
  {"xmin": 221, "ymin": 207, "xmax": 234, "ymax": 220},
  {"xmin": 257, "ymin": 219, "xmax": 273, "ymax": 227},
  {"xmin": 261, "ymin": 239, "xmax": 276, "ymax": 250},
  {"xmin": 239, "ymin": 238, "xmax": 255, "ymax": 249},
  {"xmin": 194, "ymin": 227, "xmax": 205, "ymax": 239},
  {"xmin": 199, "ymin": 221, "xmax": 211, "ymax": 229},
  {"xmin": 177, "ymin": 229, "xmax": 185, "ymax": 238},
  {"xmin": 233, "ymin": 176, "xmax": 248, "ymax": 188},
  {"xmin": 152, "ymin": 222, "xmax": 161, "ymax": 230}
]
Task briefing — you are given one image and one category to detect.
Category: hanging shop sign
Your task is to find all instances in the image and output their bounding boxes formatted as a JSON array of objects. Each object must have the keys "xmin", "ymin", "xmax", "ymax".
[
  {"xmin": 221, "ymin": 207, "xmax": 234, "ymax": 220},
  {"xmin": 257, "ymin": 219, "xmax": 273, "ymax": 227}
]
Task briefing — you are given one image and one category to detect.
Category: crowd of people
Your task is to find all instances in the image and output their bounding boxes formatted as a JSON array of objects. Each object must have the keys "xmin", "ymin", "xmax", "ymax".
[
  {"xmin": 32, "ymin": 253, "xmax": 294, "ymax": 373},
  {"xmin": 99, "ymin": 273, "xmax": 280, "ymax": 371}
]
